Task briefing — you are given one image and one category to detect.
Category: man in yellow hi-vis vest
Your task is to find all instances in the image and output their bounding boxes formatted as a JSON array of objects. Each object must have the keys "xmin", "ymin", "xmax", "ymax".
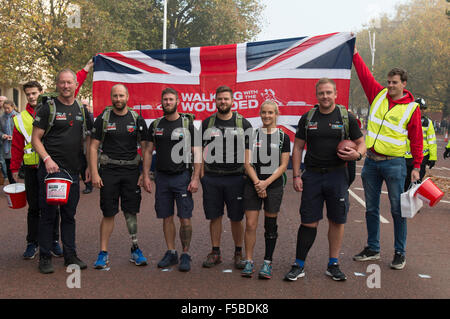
[
  {"xmin": 351, "ymin": 46, "xmax": 423, "ymax": 271},
  {"xmin": 404, "ymin": 98, "xmax": 437, "ymax": 191},
  {"xmin": 444, "ymin": 140, "xmax": 450, "ymax": 159},
  {"xmin": 11, "ymin": 81, "xmax": 62, "ymax": 260}
]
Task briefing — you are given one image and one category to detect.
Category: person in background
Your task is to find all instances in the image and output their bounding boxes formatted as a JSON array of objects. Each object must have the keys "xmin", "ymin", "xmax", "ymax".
[{"xmin": 0, "ymin": 100, "xmax": 18, "ymax": 184}]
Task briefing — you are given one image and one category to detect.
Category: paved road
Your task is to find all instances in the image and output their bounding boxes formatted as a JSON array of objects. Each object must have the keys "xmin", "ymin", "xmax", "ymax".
[{"xmin": 0, "ymin": 138, "xmax": 449, "ymax": 301}]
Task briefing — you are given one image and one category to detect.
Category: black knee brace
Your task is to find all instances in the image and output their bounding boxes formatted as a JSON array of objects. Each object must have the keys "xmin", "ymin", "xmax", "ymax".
[{"xmin": 264, "ymin": 216, "xmax": 278, "ymax": 240}]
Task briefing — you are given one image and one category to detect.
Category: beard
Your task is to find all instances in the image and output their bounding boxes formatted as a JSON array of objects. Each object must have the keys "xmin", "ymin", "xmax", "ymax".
[
  {"xmin": 217, "ymin": 103, "xmax": 232, "ymax": 114},
  {"xmin": 113, "ymin": 101, "xmax": 127, "ymax": 110},
  {"xmin": 163, "ymin": 103, "xmax": 177, "ymax": 115}
]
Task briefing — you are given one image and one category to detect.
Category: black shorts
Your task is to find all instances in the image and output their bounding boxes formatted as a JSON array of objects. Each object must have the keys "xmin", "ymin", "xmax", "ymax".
[
  {"xmin": 200, "ymin": 174, "xmax": 245, "ymax": 222},
  {"xmin": 300, "ymin": 167, "xmax": 349, "ymax": 224},
  {"xmin": 99, "ymin": 167, "xmax": 141, "ymax": 217},
  {"xmin": 154, "ymin": 170, "xmax": 193, "ymax": 219},
  {"xmin": 243, "ymin": 180, "xmax": 284, "ymax": 214}
]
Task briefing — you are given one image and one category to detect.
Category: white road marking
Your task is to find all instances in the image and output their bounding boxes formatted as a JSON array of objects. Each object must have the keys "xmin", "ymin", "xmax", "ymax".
[{"xmin": 348, "ymin": 189, "xmax": 390, "ymax": 224}]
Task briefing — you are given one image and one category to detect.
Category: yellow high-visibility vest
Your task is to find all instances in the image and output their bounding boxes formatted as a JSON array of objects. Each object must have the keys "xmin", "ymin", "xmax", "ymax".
[
  {"xmin": 366, "ymin": 88, "xmax": 419, "ymax": 157},
  {"xmin": 13, "ymin": 110, "xmax": 39, "ymax": 165},
  {"xmin": 405, "ymin": 116, "xmax": 437, "ymax": 161}
]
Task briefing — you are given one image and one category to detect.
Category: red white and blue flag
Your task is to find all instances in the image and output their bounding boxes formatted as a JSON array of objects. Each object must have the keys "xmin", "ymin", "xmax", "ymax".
[{"xmin": 93, "ymin": 32, "xmax": 355, "ymax": 142}]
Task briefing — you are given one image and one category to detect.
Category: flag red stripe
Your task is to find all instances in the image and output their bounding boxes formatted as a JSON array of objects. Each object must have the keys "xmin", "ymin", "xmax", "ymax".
[
  {"xmin": 102, "ymin": 52, "xmax": 169, "ymax": 74},
  {"xmin": 250, "ymin": 33, "xmax": 337, "ymax": 72}
]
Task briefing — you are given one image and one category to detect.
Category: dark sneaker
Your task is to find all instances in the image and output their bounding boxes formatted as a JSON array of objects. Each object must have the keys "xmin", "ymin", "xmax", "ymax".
[
  {"xmin": 39, "ymin": 255, "xmax": 54, "ymax": 274},
  {"xmin": 234, "ymin": 251, "xmax": 246, "ymax": 269},
  {"xmin": 390, "ymin": 252, "xmax": 406, "ymax": 270},
  {"xmin": 157, "ymin": 250, "xmax": 178, "ymax": 268},
  {"xmin": 50, "ymin": 241, "xmax": 63, "ymax": 257},
  {"xmin": 23, "ymin": 243, "xmax": 38, "ymax": 260},
  {"xmin": 202, "ymin": 252, "xmax": 222, "ymax": 268},
  {"xmin": 82, "ymin": 183, "xmax": 93, "ymax": 194},
  {"xmin": 64, "ymin": 255, "xmax": 87, "ymax": 269},
  {"xmin": 284, "ymin": 263, "xmax": 305, "ymax": 281},
  {"xmin": 241, "ymin": 261, "xmax": 255, "ymax": 278},
  {"xmin": 353, "ymin": 247, "xmax": 380, "ymax": 261},
  {"xmin": 179, "ymin": 253, "xmax": 191, "ymax": 272},
  {"xmin": 326, "ymin": 263, "xmax": 347, "ymax": 281},
  {"xmin": 258, "ymin": 261, "xmax": 273, "ymax": 279}
]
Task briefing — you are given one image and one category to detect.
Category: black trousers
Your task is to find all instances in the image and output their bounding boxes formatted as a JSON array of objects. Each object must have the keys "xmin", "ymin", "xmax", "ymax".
[
  {"xmin": 37, "ymin": 165, "xmax": 79, "ymax": 258},
  {"xmin": 24, "ymin": 166, "xmax": 59, "ymax": 244}
]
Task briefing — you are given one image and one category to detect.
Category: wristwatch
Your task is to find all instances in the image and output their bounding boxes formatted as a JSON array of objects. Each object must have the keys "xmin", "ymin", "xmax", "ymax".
[{"xmin": 356, "ymin": 152, "xmax": 363, "ymax": 161}]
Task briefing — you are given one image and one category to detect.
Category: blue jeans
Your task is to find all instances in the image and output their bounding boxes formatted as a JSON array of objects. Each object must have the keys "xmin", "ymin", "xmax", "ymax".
[{"xmin": 361, "ymin": 157, "xmax": 407, "ymax": 255}]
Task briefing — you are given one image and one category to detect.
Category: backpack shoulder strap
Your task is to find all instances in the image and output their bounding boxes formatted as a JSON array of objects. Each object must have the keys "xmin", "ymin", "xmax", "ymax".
[
  {"xmin": 207, "ymin": 113, "xmax": 216, "ymax": 129},
  {"xmin": 44, "ymin": 99, "xmax": 57, "ymax": 137},
  {"xmin": 75, "ymin": 99, "xmax": 87, "ymax": 139},
  {"xmin": 234, "ymin": 111, "xmax": 243, "ymax": 129},
  {"xmin": 337, "ymin": 104, "xmax": 349, "ymax": 140},
  {"xmin": 304, "ymin": 107, "xmax": 317, "ymax": 141}
]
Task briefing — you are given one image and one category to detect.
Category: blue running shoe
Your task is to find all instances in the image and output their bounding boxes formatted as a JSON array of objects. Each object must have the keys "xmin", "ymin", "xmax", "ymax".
[
  {"xmin": 130, "ymin": 247, "xmax": 148, "ymax": 266},
  {"xmin": 51, "ymin": 241, "xmax": 63, "ymax": 257},
  {"xmin": 23, "ymin": 243, "xmax": 38, "ymax": 260},
  {"xmin": 241, "ymin": 261, "xmax": 255, "ymax": 278},
  {"xmin": 94, "ymin": 251, "xmax": 109, "ymax": 269},
  {"xmin": 258, "ymin": 261, "xmax": 273, "ymax": 279}
]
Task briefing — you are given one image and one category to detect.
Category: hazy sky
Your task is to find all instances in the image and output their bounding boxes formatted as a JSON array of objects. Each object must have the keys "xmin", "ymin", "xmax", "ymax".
[{"xmin": 256, "ymin": 0, "xmax": 409, "ymax": 41}]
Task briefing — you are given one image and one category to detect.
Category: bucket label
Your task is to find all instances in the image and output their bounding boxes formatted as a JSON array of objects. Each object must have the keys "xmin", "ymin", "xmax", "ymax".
[
  {"xmin": 6, "ymin": 195, "xmax": 12, "ymax": 208},
  {"xmin": 416, "ymin": 194, "xmax": 430, "ymax": 205},
  {"xmin": 47, "ymin": 183, "xmax": 68, "ymax": 199}
]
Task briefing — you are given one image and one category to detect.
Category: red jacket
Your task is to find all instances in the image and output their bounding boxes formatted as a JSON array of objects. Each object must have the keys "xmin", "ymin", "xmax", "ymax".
[
  {"xmin": 10, "ymin": 69, "xmax": 88, "ymax": 172},
  {"xmin": 353, "ymin": 53, "xmax": 423, "ymax": 168}
]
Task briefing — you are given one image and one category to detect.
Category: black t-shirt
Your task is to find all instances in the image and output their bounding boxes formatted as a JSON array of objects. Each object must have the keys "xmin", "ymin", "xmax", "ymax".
[
  {"xmin": 246, "ymin": 128, "xmax": 291, "ymax": 188},
  {"xmin": 92, "ymin": 109, "xmax": 148, "ymax": 169},
  {"xmin": 148, "ymin": 115, "xmax": 196, "ymax": 174},
  {"xmin": 295, "ymin": 106, "xmax": 362, "ymax": 169},
  {"xmin": 202, "ymin": 112, "xmax": 252, "ymax": 176},
  {"xmin": 33, "ymin": 99, "xmax": 93, "ymax": 174}
]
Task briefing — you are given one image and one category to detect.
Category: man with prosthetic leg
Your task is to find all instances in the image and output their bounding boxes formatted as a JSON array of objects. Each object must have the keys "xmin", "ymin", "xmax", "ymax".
[{"xmin": 90, "ymin": 84, "xmax": 149, "ymax": 268}]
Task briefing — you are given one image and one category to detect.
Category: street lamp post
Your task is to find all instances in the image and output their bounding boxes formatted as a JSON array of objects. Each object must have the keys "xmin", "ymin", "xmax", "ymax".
[
  {"xmin": 368, "ymin": 30, "xmax": 376, "ymax": 73},
  {"xmin": 163, "ymin": 0, "xmax": 167, "ymax": 49}
]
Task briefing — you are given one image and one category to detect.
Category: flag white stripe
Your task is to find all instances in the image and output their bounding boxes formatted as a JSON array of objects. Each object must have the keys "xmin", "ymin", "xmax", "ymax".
[
  {"xmin": 237, "ymin": 68, "xmax": 351, "ymax": 82},
  {"xmin": 117, "ymin": 50, "xmax": 192, "ymax": 75},
  {"xmin": 265, "ymin": 32, "xmax": 354, "ymax": 70},
  {"xmin": 93, "ymin": 71, "xmax": 200, "ymax": 84},
  {"xmin": 248, "ymin": 36, "xmax": 313, "ymax": 71}
]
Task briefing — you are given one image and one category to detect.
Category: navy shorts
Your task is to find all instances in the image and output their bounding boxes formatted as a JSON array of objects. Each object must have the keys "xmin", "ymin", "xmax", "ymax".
[
  {"xmin": 155, "ymin": 170, "xmax": 193, "ymax": 219},
  {"xmin": 99, "ymin": 167, "xmax": 141, "ymax": 217},
  {"xmin": 200, "ymin": 174, "xmax": 245, "ymax": 222},
  {"xmin": 300, "ymin": 167, "xmax": 349, "ymax": 224}
]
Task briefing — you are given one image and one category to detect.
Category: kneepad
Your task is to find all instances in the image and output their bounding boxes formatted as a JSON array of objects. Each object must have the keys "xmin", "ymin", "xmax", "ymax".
[{"xmin": 264, "ymin": 217, "xmax": 278, "ymax": 240}]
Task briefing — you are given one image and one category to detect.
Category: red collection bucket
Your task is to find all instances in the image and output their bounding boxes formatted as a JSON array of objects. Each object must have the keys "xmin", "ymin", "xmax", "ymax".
[
  {"xmin": 414, "ymin": 178, "xmax": 444, "ymax": 207},
  {"xmin": 44, "ymin": 170, "xmax": 73, "ymax": 205},
  {"xmin": 3, "ymin": 183, "xmax": 27, "ymax": 209}
]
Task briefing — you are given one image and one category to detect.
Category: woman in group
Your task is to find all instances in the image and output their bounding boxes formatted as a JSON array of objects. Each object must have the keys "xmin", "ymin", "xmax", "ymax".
[
  {"xmin": 0, "ymin": 100, "xmax": 18, "ymax": 184},
  {"xmin": 242, "ymin": 100, "xmax": 290, "ymax": 279}
]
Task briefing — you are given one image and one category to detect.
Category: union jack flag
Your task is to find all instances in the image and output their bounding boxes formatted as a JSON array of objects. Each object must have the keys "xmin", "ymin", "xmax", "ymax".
[{"xmin": 93, "ymin": 32, "xmax": 355, "ymax": 143}]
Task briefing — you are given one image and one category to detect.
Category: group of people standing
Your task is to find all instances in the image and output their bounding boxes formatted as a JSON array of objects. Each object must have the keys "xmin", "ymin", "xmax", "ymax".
[{"xmin": 6, "ymin": 47, "xmax": 445, "ymax": 283}]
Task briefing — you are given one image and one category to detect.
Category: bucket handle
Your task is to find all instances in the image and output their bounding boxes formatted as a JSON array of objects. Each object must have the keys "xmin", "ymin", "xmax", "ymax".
[{"xmin": 45, "ymin": 168, "xmax": 73, "ymax": 183}]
